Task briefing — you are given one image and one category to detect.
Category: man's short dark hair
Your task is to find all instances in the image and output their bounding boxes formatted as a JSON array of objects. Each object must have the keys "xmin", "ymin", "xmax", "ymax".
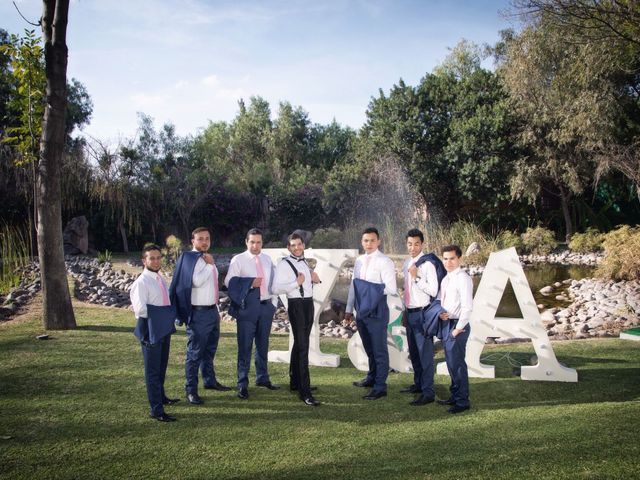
[
  {"xmin": 442, "ymin": 244, "xmax": 462, "ymax": 258},
  {"xmin": 287, "ymin": 232, "xmax": 305, "ymax": 245},
  {"xmin": 142, "ymin": 243, "xmax": 162, "ymax": 258},
  {"xmin": 191, "ymin": 227, "xmax": 209, "ymax": 239},
  {"xmin": 406, "ymin": 228, "xmax": 424, "ymax": 243},
  {"xmin": 362, "ymin": 226, "xmax": 379, "ymax": 239},
  {"xmin": 246, "ymin": 228, "xmax": 263, "ymax": 240}
]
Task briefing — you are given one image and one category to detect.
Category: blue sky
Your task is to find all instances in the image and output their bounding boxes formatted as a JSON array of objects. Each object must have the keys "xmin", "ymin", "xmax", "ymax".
[{"xmin": 2, "ymin": 0, "xmax": 515, "ymax": 141}]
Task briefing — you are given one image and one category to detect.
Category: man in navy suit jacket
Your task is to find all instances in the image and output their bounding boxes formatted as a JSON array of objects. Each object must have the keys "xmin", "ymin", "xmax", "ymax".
[
  {"xmin": 169, "ymin": 227, "xmax": 231, "ymax": 406},
  {"xmin": 130, "ymin": 244, "xmax": 179, "ymax": 422}
]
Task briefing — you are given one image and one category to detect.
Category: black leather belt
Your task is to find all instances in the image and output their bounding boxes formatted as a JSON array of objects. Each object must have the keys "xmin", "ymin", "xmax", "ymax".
[
  {"xmin": 260, "ymin": 300, "xmax": 270, "ymax": 305},
  {"xmin": 407, "ymin": 306, "xmax": 427, "ymax": 313},
  {"xmin": 192, "ymin": 305, "xmax": 216, "ymax": 310}
]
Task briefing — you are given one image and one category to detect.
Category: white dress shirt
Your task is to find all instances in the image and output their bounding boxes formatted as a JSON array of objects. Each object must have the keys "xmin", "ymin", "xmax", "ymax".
[
  {"xmin": 346, "ymin": 249, "xmax": 397, "ymax": 314},
  {"xmin": 272, "ymin": 255, "xmax": 313, "ymax": 299},
  {"xmin": 439, "ymin": 267, "xmax": 474, "ymax": 330},
  {"xmin": 190, "ymin": 249, "xmax": 219, "ymax": 306},
  {"xmin": 402, "ymin": 253, "xmax": 439, "ymax": 309},
  {"xmin": 224, "ymin": 250, "xmax": 276, "ymax": 304},
  {"xmin": 130, "ymin": 268, "xmax": 170, "ymax": 319}
]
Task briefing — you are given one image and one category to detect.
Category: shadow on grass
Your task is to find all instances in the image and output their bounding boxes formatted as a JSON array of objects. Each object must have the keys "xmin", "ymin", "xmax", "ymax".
[
  {"xmin": 77, "ymin": 325, "xmax": 134, "ymax": 334},
  {"xmin": 75, "ymin": 325, "xmax": 237, "ymax": 339},
  {"xmin": 477, "ymin": 351, "xmax": 629, "ymax": 371}
]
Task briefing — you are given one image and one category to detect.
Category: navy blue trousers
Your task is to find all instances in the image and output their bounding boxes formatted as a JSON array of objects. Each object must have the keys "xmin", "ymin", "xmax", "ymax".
[
  {"xmin": 442, "ymin": 322, "xmax": 470, "ymax": 408},
  {"xmin": 141, "ymin": 334, "xmax": 171, "ymax": 416},
  {"xmin": 406, "ymin": 310, "xmax": 435, "ymax": 398},
  {"xmin": 185, "ymin": 308, "xmax": 220, "ymax": 395},
  {"xmin": 236, "ymin": 301, "xmax": 276, "ymax": 388},
  {"xmin": 356, "ymin": 314, "xmax": 389, "ymax": 393}
]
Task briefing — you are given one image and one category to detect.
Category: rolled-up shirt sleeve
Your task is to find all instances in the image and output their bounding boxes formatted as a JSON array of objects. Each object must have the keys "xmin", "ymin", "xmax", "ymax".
[
  {"xmin": 272, "ymin": 260, "xmax": 298, "ymax": 295},
  {"xmin": 416, "ymin": 261, "xmax": 438, "ymax": 299},
  {"xmin": 130, "ymin": 280, "xmax": 148, "ymax": 319},
  {"xmin": 380, "ymin": 257, "xmax": 397, "ymax": 296},
  {"xmin": 224, "ymin": 257, "xmax": 240, "ymax": 288},
  {"xmin": 456, "ymin": 274, "xmax": 474, "ymax": 331}
]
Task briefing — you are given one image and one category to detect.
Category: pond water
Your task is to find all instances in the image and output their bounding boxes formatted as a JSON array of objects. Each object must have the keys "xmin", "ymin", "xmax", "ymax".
[{"xmin": 331, "ymin": 264, "xmax": 594, "ymax": 317}]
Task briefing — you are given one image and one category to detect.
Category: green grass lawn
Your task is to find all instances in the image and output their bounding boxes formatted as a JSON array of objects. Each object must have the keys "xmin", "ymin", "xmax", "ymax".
[{"xmin": 1, "ymin": 300, "xmax": 639, "ymax": 480}]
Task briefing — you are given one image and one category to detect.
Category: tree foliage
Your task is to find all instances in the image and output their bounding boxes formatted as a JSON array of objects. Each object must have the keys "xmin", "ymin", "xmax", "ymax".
[
  {"xmin": 362, "ymin": 40, "xmax": 519, "ymax": 224},
  {"xmin": 501, "ymin": 1, "xmax": 640, "ymax": 239}
]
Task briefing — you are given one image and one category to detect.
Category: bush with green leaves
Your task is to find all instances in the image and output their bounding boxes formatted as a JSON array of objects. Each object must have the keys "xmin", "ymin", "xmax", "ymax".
[
  {"xmin": 161, "ymin": 236, "xmax": 183, "ymax": 272},
  {"xmin": 521, "ymin": 226, "xmax": 557, "ymax": 255},
  {"xmin": 310, "ymin": 228, "xmax": 345, "ymax": 249},
  {"xmin": 497, "ymin": 230, "xmax": 524, "ymax": 252},
  {"xmin": 97, "ymin": 250, "xmax": 112, "ymax": 264},
  {"xmin": 596, "ymin": 225, "xmax": 640, "ymax": 281},
  {"xmin": 569, "ymin": 228, "xmax": 604, "ymax": 253},
  {"xmin": 0, "ymin": 223, "xmax": 31, "ymax": 294}
]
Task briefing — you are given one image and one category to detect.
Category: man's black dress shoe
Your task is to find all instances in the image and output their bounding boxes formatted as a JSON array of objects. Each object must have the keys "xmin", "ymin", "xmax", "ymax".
[
  {"xmin": 352, "ymin": 379, "xmax": 374, "ymax": 388},
  {"xmin": 163, "ymin": 397, "xmax": 181, "ymax": 405},
  {"xmin": 448, "ymin": 405, "xmax": 470, "ymax": 414},
  {"xmin": 302, "ymin": 397, "xmax": 320, "ymax": 406},
  {"xmin": 363, "ymin": 390, "xmax": 387, "ymax": 400},
  {"xmin": 410, "ymin": 395, "xmax": 435, "ymax": 406},
  {"xmin": 256, "ymin": 381, "xmax": 280, "ymax": 390},
  {"xmin": 204, "ymin": 381, "xmax": 232, "ymax": 391},
  {"xmin": 237, "ymin": 387, "xmax": 249, "ymax": 400},
  {"xmin": 187, "ymin": 393, "xmax": 204, "ymax": 405},
  {"xmin": 400, "ymin": 384, "xmax": 421, "ymax": 394},
  {"xmin": 290, "ymin": 385, "xmax": 318, "ymax": 392},
  {"xmin": 150, "ymin": 413, "xmax": 177, "ymax": 422},
  {"xmin": 437, "ymin": 398, "xmax": 455, "ymax": 406}
]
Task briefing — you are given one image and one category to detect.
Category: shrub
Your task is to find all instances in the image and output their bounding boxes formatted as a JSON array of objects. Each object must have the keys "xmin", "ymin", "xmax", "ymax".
[
  {"xmin": 161, "ymin": 235, "xmax": 183, "ymax": 272},
  {"xmin": 97, "ymin": 249, "xmax": 112, "ymax": 264},
  {"xmin": 596, "ymin": 225, "xmax": 640, "ymax": 281},
  {"xmin": 497, "ymin": 230, "xmax": 524, "ymax": 252},
  {"xmin": 521, "ymin": 226, "xmax": 557, "ymax": 255},
  {"xmin": 310, "ymin": 228, "xmax": 345, "ymax": 249},
  {"xmin": 269, "ymin": 184, "xmax": 329, "ymax": 240},
  {"xmin": 424, "ymin": 220, "xmax": 484, "ymax": 254},
  {"xmin": 569, "ymin": 228, "xmax": 604, "ymax": 253},
  {"xmin": 0, "ymin": 223, "xmax": 31, "ymax": 294}
]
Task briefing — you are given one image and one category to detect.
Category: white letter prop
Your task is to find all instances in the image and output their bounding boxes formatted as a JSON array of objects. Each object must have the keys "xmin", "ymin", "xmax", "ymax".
[
  {"xmin": 347, "ymin": 293, "xmax": 413, "ymax": 373},
  {"xmin": 435, "ymin": 247, "xmax": 578, "ymax": 382},
  {"xmin": 264, "ymin": 248, "xmax": 358, "ymax": 367}
]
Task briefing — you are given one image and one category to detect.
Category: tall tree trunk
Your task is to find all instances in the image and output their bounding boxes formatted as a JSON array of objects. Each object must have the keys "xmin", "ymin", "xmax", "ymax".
[
  {"xmin": 118, "ymin": 216, "xmax": 129, "ymax": 253},
  {"xmin": 558, "ymin": 185, "xmax": 573, "ymax": 243},
  {"xmin": 38, "ymin": 0, "xmax": 76, "ymax": 330}
]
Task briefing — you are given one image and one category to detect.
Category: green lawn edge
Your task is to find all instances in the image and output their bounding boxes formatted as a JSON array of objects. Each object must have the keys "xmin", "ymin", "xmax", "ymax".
[{"xmin": 1, "ymin": 302, "xmax": 639, "ymax": 480}]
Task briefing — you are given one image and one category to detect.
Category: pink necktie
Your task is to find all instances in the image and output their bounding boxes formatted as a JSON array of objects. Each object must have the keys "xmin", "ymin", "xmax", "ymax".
[
  {"xmin": 157, "ymin": 275, "xmax": 170, "ymax": 306},
  {"xmin": 254, "ymin": 255, "xmax": 268, "ymax": 298},
  {"xmin": 360, "ymin": 255, "xmax": 371, "ymax": 280},
  {"xmin": 404, "ymin": 263, "xmax": 412, "ymax": 307},
  {"xmin": 212, "ymin": 266, "xmax": 219, "ymax": 305}
]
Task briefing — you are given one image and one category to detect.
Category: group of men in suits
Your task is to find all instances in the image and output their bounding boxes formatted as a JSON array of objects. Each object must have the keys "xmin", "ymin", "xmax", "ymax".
[
  {"xmin": 130, "ymin": 227, "xmax": 324, "ymax": 421},
  {"xmin": 130, "ymin": 225, "xmax": 473, "ymax": 422},
  {"xmin": 346, "ymin": 227, "xmax": 473, "ymax": 414}
]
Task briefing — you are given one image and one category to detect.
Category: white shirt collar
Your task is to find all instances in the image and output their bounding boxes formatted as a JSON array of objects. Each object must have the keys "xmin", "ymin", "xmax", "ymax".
[
  {"xmin": 409, "ymin": 252, "xmax": 424, "ymax": 264},
  {"xmin": 142, "ymin": 268, "xmax": 161, "ymax": 279},
  {"xmin": 447, "ymin": 266, "xmax": 462, "ymax": 276}
]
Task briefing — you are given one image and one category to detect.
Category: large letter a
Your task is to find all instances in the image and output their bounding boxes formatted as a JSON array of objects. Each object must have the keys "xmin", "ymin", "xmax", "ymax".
[{"xmin": 436, "ymin": 247, "xmax": 578, "ymax": 382}]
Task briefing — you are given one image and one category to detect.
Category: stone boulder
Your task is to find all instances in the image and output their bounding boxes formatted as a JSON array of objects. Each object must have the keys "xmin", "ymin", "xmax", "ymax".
[
  {"xmin": 63, "ymin": 216, "xmax": 89, "ymax": 255},
  {"xmin": 465, "ymin": 242, "xmax": 481, "ymax": 257}
]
